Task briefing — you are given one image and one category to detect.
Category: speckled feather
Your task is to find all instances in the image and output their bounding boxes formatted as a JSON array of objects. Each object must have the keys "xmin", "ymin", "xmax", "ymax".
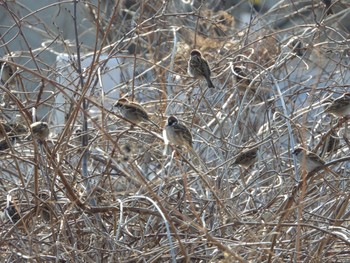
[
  {"xmin": 233, "ymin": 148, "xmax": 257, "ymax": 168},
  {"xmin": 30, "ymin": 121, "xmax": 49, "ymax": 140},
  {"xmin": 324, "ymin": 93, "xmax": 350, "ymax": 117},
  {"xmin": 293, "ymin": 147, "xmax": 325, "ymax": 172},
  {"xmin": 188, "ymin": 50, "xmax": 214, "ymax": 88},
  {"xmin": 164, "ymin": 116, "xmax": 193, "ymax": 149},
  {"xmin": 114, "ymin": 98, "xmax": 150, "ymax": 124}
]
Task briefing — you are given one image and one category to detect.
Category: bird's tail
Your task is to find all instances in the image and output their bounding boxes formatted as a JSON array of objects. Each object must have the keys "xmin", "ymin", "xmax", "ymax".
[
  {"xmin": 206, "ymin": 77, "xmax": 215, "ymax": 88},
  {"xmin": 148, "ymin": 119, "xmax": 161, "ymax": 130},
  {"xmin": 326, "ymin": 8, "xmax": 333, "ymax": 15}
]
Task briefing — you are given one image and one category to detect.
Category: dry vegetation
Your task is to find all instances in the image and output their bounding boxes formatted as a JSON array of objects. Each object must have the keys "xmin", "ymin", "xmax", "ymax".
[{"xmin": 0, "ymin": 0, "xmax": 350, "ymax": 262}]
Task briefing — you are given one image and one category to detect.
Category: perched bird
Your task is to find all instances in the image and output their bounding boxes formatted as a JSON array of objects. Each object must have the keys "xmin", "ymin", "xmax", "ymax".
[
  {"xmin": 323, "ymin": 93, "xmax": 350, "ymax": 118},
  {"xmin": 292, "ymin": 147, "xmax": 340, "ymax": 178},
  {"xmin": 188, "ymin": 49, "xmax": 215, "ymax": 88},
  {"xmin": 323, "ymin": 0, "xmax": 333, "ymax": 15},
  {"xmin": 292, "ymin": 147, "xmax": 325, "ymax": 172},
  {"xmin": 0, "ymin": 61, "xmax": 15, "ymax": 85},
  {"xmin": 163, "ymin": 116, "xmax": 193, "ymax": 151},
  {"xmin": 29, "ymin": 121, "xmax": 50, "ymax": 141},
  {"xmin": 233, "ymin": 148, "xmax": 258, "ymax": 169},
  {"xmin": 114, "ymin": 98, "xmax": 159, "ymax": 128}
]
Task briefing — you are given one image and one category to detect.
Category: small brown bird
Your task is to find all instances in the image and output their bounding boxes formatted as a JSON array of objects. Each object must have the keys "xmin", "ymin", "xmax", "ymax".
[
  {"xmin": 323, "ymin": 93, "xmax": 350, "ymax": 118},
  {"xmin": 233, "ymin": 148, "xmax": 258, "ymax": 169},
  {"xmin": 163, "ymin": 116, "xmax": 193, "ymax": 151},
  {"xmin": 188, "ymin": 49, "xmax": 215, "ymax": 88},
  {"xmin": 293, "ymin": 147, "xmax": 340, "ymax": 177},
  {"xmin": 114, "ymin": 98, "xmax": 159, "ymax": 128},
  {"xmin": 0, "ymin": 61, "xmax": 15, "ymax": 85},
  {"xmin": 29, "ymin": 121, "xmax": 50, "ymax": 141},
  {"xmin": 293, "ymin": 147, "xmax": 325, "ymax": 172},
  {"xmin": 323, "ymin": 0, "xmax": 333, "ymax": 15}
]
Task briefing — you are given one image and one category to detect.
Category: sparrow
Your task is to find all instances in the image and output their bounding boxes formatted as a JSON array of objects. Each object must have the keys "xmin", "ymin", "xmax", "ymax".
[
  {"xmin": 29, "ymin": 121, "xmax": 50, "ymax": 141},
  {"xmin": 322, "ymin": 0, "xmax": 333, "ymax": 15},
  {"xmin": 0, "ymin": 61, "xmax": 15, "ymax": 85},
  {"xmin": 292, "ymin": 147, "xmax": 325, "ymax": 172},
  {"xmin": 293, "ymin": 147, "xmax": 341, "ymax": 178},
  {"xmin": 323, "ymin": 93, "xmax": 350, "ymax": 118},
  {"xmin": 114, "ymin": 98, "xmax": 159, "ymax": 128},
  {"xmin": 233, "ymin": 148, "xmax": 258, "ymax": 169},
  {"xmin": 163, "ymin": 116, "xmax": 193, "ymax": 151},
  {"xmin": 187, "ymin": 49, "xmax": 215, "ymax": 88}
]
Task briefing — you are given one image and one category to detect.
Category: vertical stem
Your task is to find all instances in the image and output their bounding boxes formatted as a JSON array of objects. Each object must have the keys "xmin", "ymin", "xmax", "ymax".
[{"xmin": 73, "ymin": 0, "xmax": 88, "ymax": 184}]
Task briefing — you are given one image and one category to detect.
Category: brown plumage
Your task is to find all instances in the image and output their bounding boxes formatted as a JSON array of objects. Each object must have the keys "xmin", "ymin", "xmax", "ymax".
[
  {"xmin": 187, "ymin": 49, "xmax": 215, "ymax": 88},
  {"xmin": 30, "ymin": 121, "xmax": 50, "ymax": 141},
  {"xmin": 114, "ymin": 98, "xmax": 159, "ymax": 128},
  {"xmin": 233, "ymin": 148, "xmax": 258, "ymax": 169},
  {"xmin": 163, "ymin": 116, "xmax": 193, "ymax": 150},
  {"xmin": 293, "ymin": 147, "xmax": 340, "ymax": 177},
  {"xmin": 293, "ymin": 147, "xmax": 325, "ymax": 172},
  {"xmin": 323, "ymin": 93, "xmax": 350, "ymax": 117}
]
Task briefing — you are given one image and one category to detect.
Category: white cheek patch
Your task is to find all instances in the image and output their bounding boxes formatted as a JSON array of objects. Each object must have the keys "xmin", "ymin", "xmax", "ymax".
[{"xmin": 162, "ymin": 129, "xmax": 169, "ymax": 145}]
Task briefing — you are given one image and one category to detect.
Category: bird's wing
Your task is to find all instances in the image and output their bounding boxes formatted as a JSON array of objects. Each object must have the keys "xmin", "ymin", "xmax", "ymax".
[
  {"xmin": 234, "ymin": 149, "xmax": 257, "ymax": 165},
  {"xmin": 128, "ymin": 103, "xmax": 149, "ymax": 120},
  {"xmin": 174, "ymin": 123, "xmax": 193, "ymax": 146},
  {"xmin": 190, "ymin": 56, "xmax": 211, "ymax": 77},
  {"xmin": 202, "ymin": 59, "xmax": 211, "ymax": 77},
  {"xmin": 307, "ymin": 152, "xmax": 325, "ymax": 165},
  {"xmin": 326, "ymin": 96, "xmax": 350, "ymax": 112}
]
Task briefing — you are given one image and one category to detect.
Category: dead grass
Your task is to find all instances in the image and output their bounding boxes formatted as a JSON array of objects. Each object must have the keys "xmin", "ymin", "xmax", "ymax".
[{"xmin": 0, "ymin": 0, "xmax": 349, "ymax": 262}]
